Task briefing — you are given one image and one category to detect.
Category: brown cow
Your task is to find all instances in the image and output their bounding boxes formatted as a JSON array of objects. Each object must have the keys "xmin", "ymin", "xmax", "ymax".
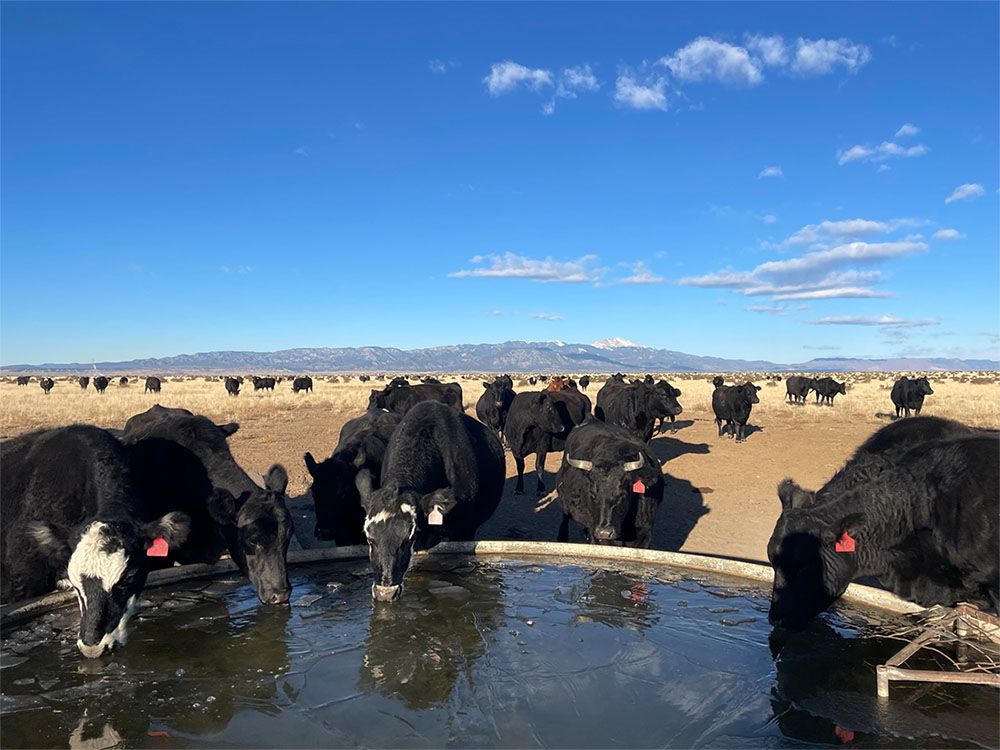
[{"xmin": 546, "ymin": 376, "xmax": 576, "ymax": 392}]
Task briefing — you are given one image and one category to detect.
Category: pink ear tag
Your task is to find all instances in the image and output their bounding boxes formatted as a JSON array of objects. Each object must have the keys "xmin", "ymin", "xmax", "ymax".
[
  {"xmin": 835, "ymin": 532, "xmax": 855, "ymax": 553},
  {"xmin": 428, "ymin": 505, "xmax": 444, "ymax": 526},
  {"xmin": 146, "ymin": 537, "xmax": 169, "ymax": 557},
  {"xmin": 632, "ymin": 479, "xmax": 646, "ymax": 494}
]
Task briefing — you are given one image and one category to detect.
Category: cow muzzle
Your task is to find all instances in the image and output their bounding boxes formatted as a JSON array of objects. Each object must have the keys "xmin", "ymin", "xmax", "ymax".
[
  {"xmin": 372, "ymin": 583, "xmax": 402, "ymax": 602},
  {"xmin": 77, "ymin": 641, "xmax": 109, "ymax": 659},
  {"xmin": 593, "ymin": 527, "xmax": 617, "ymax": 542}
]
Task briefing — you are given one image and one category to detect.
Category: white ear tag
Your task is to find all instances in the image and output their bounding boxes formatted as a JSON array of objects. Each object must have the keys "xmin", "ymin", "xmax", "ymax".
[{"xmin": 428, "ymin": 505, "xmax": 444, "ymax": 526}]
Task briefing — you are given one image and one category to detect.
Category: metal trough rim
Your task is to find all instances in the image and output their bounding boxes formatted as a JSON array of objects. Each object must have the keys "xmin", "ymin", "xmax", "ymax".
[{"xmin": 0, "ymin": 541, "xmax": 923, "ymax": 628}]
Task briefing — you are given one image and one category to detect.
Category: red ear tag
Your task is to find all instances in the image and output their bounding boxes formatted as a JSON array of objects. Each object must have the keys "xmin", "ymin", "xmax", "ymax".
[
  {"xmin": 146, "ymin": 537, "xmax": 169, "ymax": 557},
  {"xmin": 632, "ymin": 479, "xmax": 646, "ymax": 494},
  {"xmin": 428, "ymin": 505, "xmax": 444, "ymax": 526},
  {"xmin": 835, "ymin": 532, "xmax": 855, "ymax": 553}
]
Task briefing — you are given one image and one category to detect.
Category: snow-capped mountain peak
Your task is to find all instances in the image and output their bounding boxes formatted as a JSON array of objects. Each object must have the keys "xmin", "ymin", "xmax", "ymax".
[{"xmin": 591, "ymin": 337, "xmax": 647, "ymax": 350}]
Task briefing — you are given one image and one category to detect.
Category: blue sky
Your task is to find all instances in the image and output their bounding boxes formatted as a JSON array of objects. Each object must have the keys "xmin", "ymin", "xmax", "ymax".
[{"xmin": 2, "ymin": 2, "xmax": 997, "ymax": 365}]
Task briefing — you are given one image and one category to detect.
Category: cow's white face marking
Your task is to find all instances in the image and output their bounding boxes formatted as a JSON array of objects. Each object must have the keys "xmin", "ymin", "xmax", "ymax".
[
  {"xmin": 76, "ymin": 594, "xmax": 136, "ymax": 655},
  {"xmin": 364, "ymin": 504, "xmax": 417, "ymax": 540},
  {"xmin": 67, "ymin": 522, "xmax": 129, "ymax": 593}
]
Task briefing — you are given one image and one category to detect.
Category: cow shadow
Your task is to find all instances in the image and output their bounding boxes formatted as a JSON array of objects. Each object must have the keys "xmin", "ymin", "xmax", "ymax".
[
  {"xmin": 651, "ymin": 475, "xmax": 709, "ymax": 552},
  {"xmin": 656, "ymin": 419, "xmax": 694, "ymax": 434},
  {"xmin": 648, "ymin": 435, "xmax": 711, "ymax": 463}
]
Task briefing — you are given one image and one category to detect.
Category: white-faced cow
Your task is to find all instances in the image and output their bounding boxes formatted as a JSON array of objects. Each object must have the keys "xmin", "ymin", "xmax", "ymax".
[
  {"xmin": 1, "ymin": 425, "xmax": 190, "ymax": 657},
  {"xmin": 891, "ymin": 376, "xmax": 933, "ymax": 417},
  {"xmin": 556, "ymin": 418, "xmax": 665, "ymax": 548},
  {"xmin": 356, "ymin": 401, "xmax": 505, "ymax": 601},
  {"xmin": 122, "ymin": 405, "xmax": 294, "ymax": 604},
  {"xmin": 305, "ymin": 408, "xmax": 400, "ymax": 545},
  {"xmin": 712, "ymin": 382, "xmax": 761, "ymax": 442},
  {"xmin": 768, "ymin": 417, "xmax": 997, "ymax": 631}
]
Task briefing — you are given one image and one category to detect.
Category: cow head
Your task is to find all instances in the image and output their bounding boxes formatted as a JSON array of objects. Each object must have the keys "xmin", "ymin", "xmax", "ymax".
[
  {"xmin": 766, "ymin": 479, "xmax": 864, "ymax": 631},
  {"xmin": 712, "ymin": 376, "xmax": 725, "ymax": 388},
  {"xmin": 305, "ymin": 451, "xmax": 363, "ymax": 540},
  {"xmin": 915, "ymin": 377, "xmax": 934, "ymax": 395},
  {"xmin": 368, "ymin": 389, "xmax": 387, "ymax": 410},
  {"xmin": 647, "ymin": 383, "xmax": 683, "ymax": 418},
  {"xmin": 29, "ymin": 513, "xmax": 190, "ymax": 658},
  {"xmin": 529, "ymin": 392, "xmax": 566, "ymax": 434},
  {"xmin": 208, "ymin": 465, "xmax": 293, "ymax": 604},
  {"xmin": 563, "ymin": 449, "xmax": 653, "ymax": 544},
  {"xmin": 739, "ymin": 382, "xmax": 761, "ymax": 404},
  {"xmin": 834, "ymin": 381, "xmax": 847, "ymax": 395}
]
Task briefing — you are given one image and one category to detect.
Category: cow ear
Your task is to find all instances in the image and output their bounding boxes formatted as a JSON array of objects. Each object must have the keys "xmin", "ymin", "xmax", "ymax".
[
  {"xmin": 832, "ymin": 513, "xmax": 865, "ymax": 540},
  {"xmin": 265, "ymin": 464, "xmax": 288, "ymax": 494},
  {"xmin": 420, "ymin": 488, "xmax": 457, "ymax": 517},
  {"xmin": 26, "ymin": 522, "xmax": 71, "ymax": 559},
  {"xmin": 483, "ymin": 382, "xmax": 490, "ymax": 389},
  {"xmin": 144, "ymin": 512, "xmax": 191, "ymax": 549},
  {"xmin": 218, "ymin": 422, "xmax": 239, "ymax": 437},
  {"xmin": 777, "ymin": 479, "xmax": 815, "ymax": 510},
  {"xmin": 207, "ymin": 488, "xmax": 238, "ymax": 526},
  {"xmin": 352, "ymin": 449, "xmax": 367, "ymax": 469},
  {"xmin": 355, "ymin": 469, "xmax": 374, "ymax": 509},
  {"xmin": 304, "ymin": 452, "xmax": 318, "ymax": 475}
]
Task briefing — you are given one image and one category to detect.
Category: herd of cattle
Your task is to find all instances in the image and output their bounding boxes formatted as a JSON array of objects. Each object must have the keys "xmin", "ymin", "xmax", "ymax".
[{"xmin": 1, "ymin": 371, "xmax": 995, "ymax": 661}]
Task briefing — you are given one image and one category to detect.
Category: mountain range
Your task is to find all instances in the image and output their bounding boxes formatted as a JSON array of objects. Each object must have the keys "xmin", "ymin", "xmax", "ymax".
[{"xmin": 3, "ymin": 339, "xmax": 996, "ymax": 374}]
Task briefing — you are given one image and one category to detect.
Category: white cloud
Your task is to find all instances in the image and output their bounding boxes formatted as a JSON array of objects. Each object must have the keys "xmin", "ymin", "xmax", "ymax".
[
  {"xmin": 744, "ymin": 304, "xmax": 807, "ymax": 316},
  {"xmin": 780, "ymin": 218, "xmax": 923, "ymax": 249},
  {"xmin": 354, "ymin": 121, "xmax": 364, "ymax": 130},
  {"xmin": 745, "ymin": 34, "xmax": 788, "ymax": 67},
  {"xmin": 763, "ymin": 214, "xmax": 777, "ymax": 224},
  {"xmin": 613, "ymin": 69, "xmax": 668, "ymax": 111},
  {"xmin": 895, "ymin": 123, "xmax": 920, "ymax": 137},
  {"xmin": 877, "ymin": 164, "xmax": 892, "ymax": 173},
  {"xmin": 220, "ymin": 265, "xmax": 253, "ymax": 274},
  {"xmin": 838, "ymin": 141, "xmax": 928, "ymax": 165},
  {"xmin": 759, "ymin": 166, "xmax": 783, "ymax": 179},
  {"xmin": 791, "ymin": 37, "xmax": 872, "ymax": 75},
  {"xmin": 428, "ymin": 59, "xmax": 458, "ymax": 74},
  {"xmin": 772, "ymin": 286, "xmax": 895, "ymax": 300},
  {"xmin": 661, "ymin": 37, "xmax": 763, "ymax": 85},
  {"xmin": 618, "ymin": 262, "xmax": 665, "ymax": 284},
  {"xmin": 944, "ymin": 183, "xmax": 984, "ymax": 204},
  {"xmin": 450, "ymin": 253, "xmax": 601, "ymax": 283},
  {"xmin": 531, "ymin": 312, "xmax": 564, "ymax": 321},
  {"xmin": 755, "ymin": 240, "xmax": 928, "ymax": 277},
  {"xmin": 545, "ymin": 64, "xmax": 601, "ymax": 114},
  {"xmin": 809, "ymin": 315, "xmax": 937, "ymax": 327},
  {"xmin": 676, "ymin": 269, "xmax": 758, "ymax": 288},
  {"xmin": 485, "ymin": 310, "xmax": 503, "ymax": 317},
  {"xmin": 933, "ymin": 228, "xmax": 964, "ymax": 240},
  {"xmin": 294, "ymin": 147, "xmax": 308, "ymax": 156},
  {"xmin": 483, "ymin": 61, "xmax": 553, "ymax": 96}
]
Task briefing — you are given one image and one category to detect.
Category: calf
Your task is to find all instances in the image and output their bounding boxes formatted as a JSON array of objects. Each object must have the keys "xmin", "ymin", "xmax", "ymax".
[
  {"xmin": 891, "ymin": 376, "xmax": 933, "ymax": 417},
  {"xmin": 122, "ymin": 405, "xmax": 293, "ymax": 604},
  {"xmin": 93, "ymin": 376, "xmax": 109, "ymax": 394},
  {"xmin": 144, "ymin": 376, "xmax": 161, "ymax": 394},
  {"xmin": 556, "ymin": 419, "xmax": 665, "ymax": 547},
  {"xmin": 357, "ymin": 401, "xmax": 505, "ymax": 601},
  {"xmin": 79, "ymin": 376, "xmax": 90, "ymax": 390},
  {"xmin": 292, "ymin": 376, "xmax": 313, "ymax": 393},
  {"xmin": 305, "ymin": 409, "xmax": 400, "ymax": 545},
  {"xmin": 813, "ymin": 377, "xmax": 845, "ymax": 406},
  {"xmin": 768, "ymin": 424, "xmax": 998, "ymax": 631},
  {"xmin": 1, "ymin": 425, "xmax": 189, "ymax": 657},
  {"xmin": 39, "ymin": 378, "xmax": 54, "ymax": 394},
  {"xmin": 785, "ymin": 376, "xmax": 815, "ymax": 405},
  {"xmin": 368, "ymin": 382, "xmax": 463, "ymax": 415},
  {"xmin": 225, "ymin": 377, "xmax": 241, "ymax": 396},
  {"xmin": 712, "ymin": 382, "xmax": 761, "ymax": 442},
  {"xmin": 504, "ymin": 389, "xmax": 590, "ymax": 494},
  {"xmin": 475, "ymin": 378, "xmax": 516, "ymax": 439}
]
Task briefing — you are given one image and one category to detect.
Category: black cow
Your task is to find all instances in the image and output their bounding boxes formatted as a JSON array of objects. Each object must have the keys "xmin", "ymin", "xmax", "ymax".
[
  {"xmin": 368, "ymin": 382, "xmax": 463, "ymax": 415},
  {"xmin": 712, "ymin": 382, "xmax": 761, "ymax": 442},
  {"xmin": 292, "ymin": 376, "xmax": 313, "ymax": 393},
  {"xmin": 768, "ymin": 422, "xmax": 998, "ymax": 631},
  {"xmin": 891, "ymin": 376, "xmax": 933, "ymax": 417},
  {"xmin": 593, "ymin": 373, "xmax": 627, "ymax": 421},
  {"xmin": 388, "ymin": 376, "xmax": 410, "ymax": 388},
  {"xmin": 475, "ymin": 378, "xmax": 515, "ymax": 438},
  {"xmin": 359, "ymin": 374, "xmax": 371, "ymax": 382},
  {"xmin": 122, "ymin": 405, "xmax": 294, "ymax": 604},
  {"xmin": 253, "ymin": 376, "xmax": 276, "ymax": 391},
  {"xmin": 712, "ymin": 375, "xmax": 724, "ymax": 388},
  {"xmin": 598, "ymin": 381, "xmax": 681, "ymax": 443},
  {"xmin": 79, "ymin": 376, "xmax": 90, "ymax": 390},
  {"xmin": 1, "ymin": 425, "xmax": 190, "ymax": 657},
  {"xmin": 556, "ymin": 419, "xmax": 665, "ymax": 548},
  {"xmin": 119, "ymin": 377, "xmax": 129, "ymax": 386},
  {"xmin": 16, "ymin": 376, "xmax": 29, "ymax": 386},
  {"xmin": 356, "ymin": 401, "xmax": 505, "ymax": 601},
  {"xmin": 503, "ymin": 389, "xmax": 591, "ymax": 495},
  {"xmin": 785, "ymin": 376, "xmax": 815, "ymax": 405},
  {"xmin": 579, "ymin": 375, "xmax": 591, "ymax": 391},
  {"xmin": 421, "ymin": 376, "xmax": 442, "ymax": 384},
  {"xmin": 39, "ymin": 377, "xmax": 54, "ymax": 394},
  {"xmin": 144, "ymin": 376, "xmax": 161, "ymax": 393},
  {"xmin": 225, "ymin": 377, "xmax": 240, "ymax": 396},
  {"xmin": 653, "ymin": 380, "xmax": 683, "ymax": 434},
  {"xmin": 304, "ymin": 409, "xmax": 401, "ymax": 545},
  {"xmin": 813, "ymin": 377, "xmax": 845, "ymax": 406},
  {"xmin": 93, "ymin": 376, "xmax": 109, "ymax": 394}
]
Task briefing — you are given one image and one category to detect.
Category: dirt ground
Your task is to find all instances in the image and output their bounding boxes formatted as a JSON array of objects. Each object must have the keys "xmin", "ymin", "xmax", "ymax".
[{"xmin": 3, "ymin": 373, "xmax": 997, "ymax": 565}]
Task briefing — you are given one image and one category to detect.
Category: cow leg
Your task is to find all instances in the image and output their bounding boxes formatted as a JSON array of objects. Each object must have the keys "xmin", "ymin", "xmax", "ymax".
[
  {"xmin": 534, "ymin": 449, "xmax": 547, "ymax": 495},
  {"xmin": 716, "ymin": 417, "xmax": 724, "ymax": 437},
  {"xmin": 513, "ymin": 454, "xmax": 525, "ymax": 495},
  {"xmin": 557, "ymin": 513, "xmax": 571, "ymax": 543},
  {"xmin": 914, "ymin": 406, "xmax": 921, "ymax": 416},
  {"xmin": 670, "ymin": 415, "xmax": 677, "ymax": 434}
]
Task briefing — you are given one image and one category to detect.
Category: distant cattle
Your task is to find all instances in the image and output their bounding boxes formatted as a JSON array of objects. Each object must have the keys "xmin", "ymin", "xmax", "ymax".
[
  {"xmin": 368, "ymin": 382, "xmax": 463, "ymax": 416},
  {"xmin": 292, "ymin": 376, "xmax": 313, "ymax": 394},
  {"xmin": 388, "ymin": 377, "xmax": 410, "ymax": 388},
  {"xmin": 546, "ymin": 376, "xmax": 576, "ymax": 392},
  {"xmin": 357, "ymin": 401, "xmax": 505, "ymax": 601},
  {"xmin": 144, "ymin": 376, "xmax": 161, "ymax": 394},
  {"xmin": 528, "ymin": 377, "xmax": 537, "ymax": 386},
  {"xmin": 119, "ymin": 377, "xmax": 129, "ymax": 386},
  {"xmin": 504, "ymin": 389, "xmax": 591, "ymax": 494},
  {"xmin": 891, "ymin": 376, "xmax": 933, "ymax": 418},
  {"xmin": 421, "ymin": 376, "xmax": 442, "ymax": 384},
  {"xmin": 785, "ymin": 376, "xmax": 815, "ymax": 405},
  {"xmin": 597, "ymin": 381, "xmax": 681, "ymax": 443},
  {"xmin": 579, "ymin": 375, "xmax": 591, "ymax": 391},
  {"xmin": 305, "ymin": 409, "xmax": 401, "ymax": 545},
  {"xmin": 225, "ymin": 377, "xmax": 240, "ymax": 396},
  {"xmin": 16, "ymin": 376, "xmax": 29, "ymax": 386},
  {"xmin": 93, "ymin": 376, "xmax": 109, "ymax": 394},
  {"xmin": 39, "ymin": 378, "xmax": 54, "ymax": 394},
  {"xmin": 253, "ymin": 376, "xmax": 276, "ymax": 391},
  {"xmin": 359, "ymin": 375, "xmax": 370, "ymax": 382},
  {"xmin": 813, "ymin": 377, "xmax": 846, "ymax": 406},
  {"xmin": 768, "ymin": 418, "xmax": 998, "ymax": 631},
  {"xmin": 653, "ymin": 380, "xmax": 683, "ymax": 434},
  {"xmin": 123, "ymin": 405, "xmax": 293, "ymax": 605},
  {"xmin": 712, "ymin": 382, "xmax": 761, "ymax": 442},
  {"xmin": 1, "ymin": 424, "xmax": 190, "ymax": 656},
  {"xmin": 556, "ymin": 419, "xmax": 665, "ymax": 547},
  {"xmin": 475, "ymin": 378, "xmax": 516, "ymax": 440},
  {"xmin": 78, "ymin": 376, "xmax": 90, "ymax": 390}
]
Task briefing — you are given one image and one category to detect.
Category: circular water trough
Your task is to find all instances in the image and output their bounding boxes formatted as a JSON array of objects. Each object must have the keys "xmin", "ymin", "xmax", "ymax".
[{"xmin": 2, "ymin": 544, "xmax": 996, "ymax": 749}]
